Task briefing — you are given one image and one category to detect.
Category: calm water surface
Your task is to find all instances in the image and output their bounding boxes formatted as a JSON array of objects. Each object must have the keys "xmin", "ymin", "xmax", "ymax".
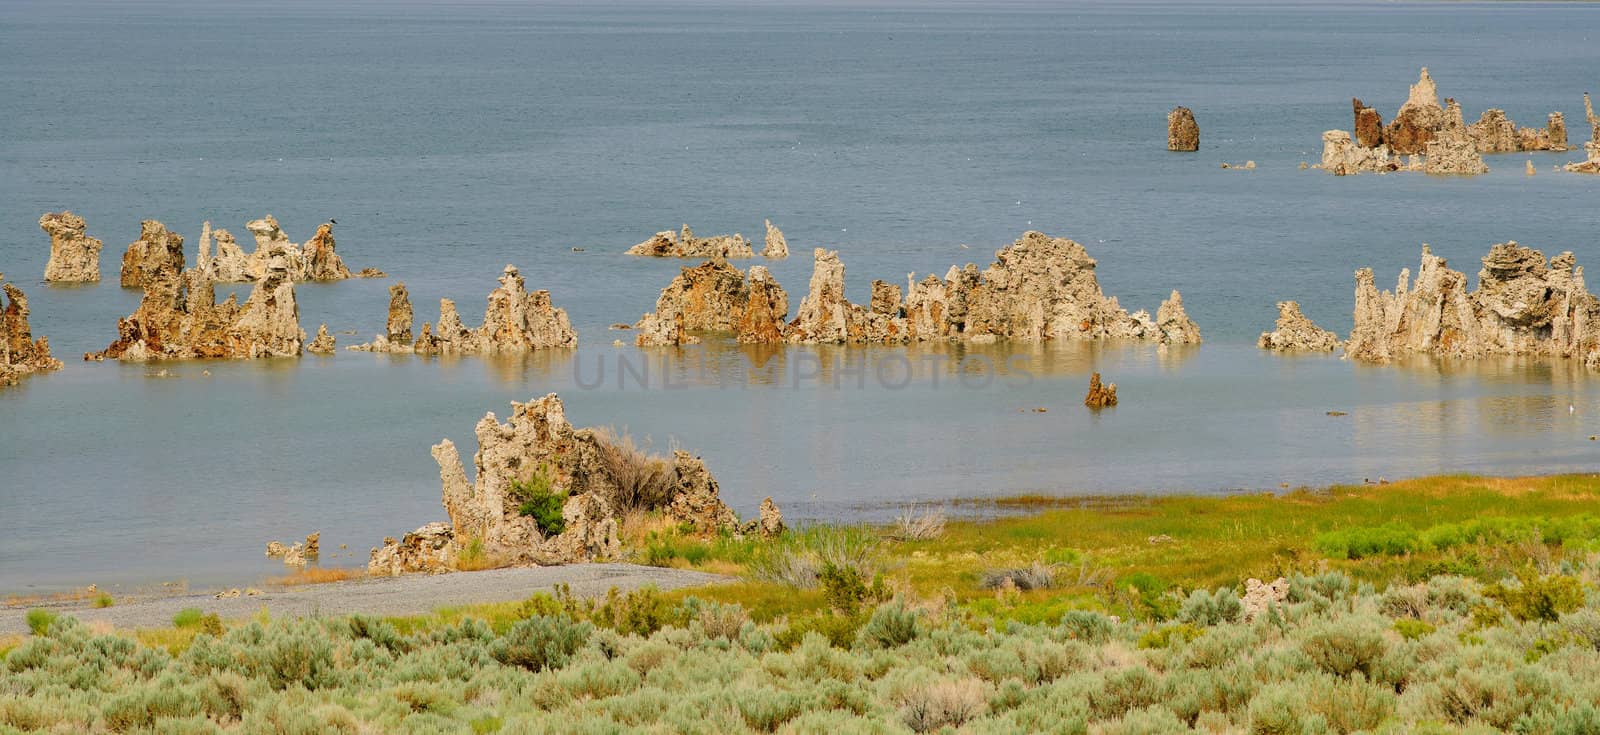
[{"xmin": 2, "ymin": 0, "xmax": 1598, "ymax": 592}]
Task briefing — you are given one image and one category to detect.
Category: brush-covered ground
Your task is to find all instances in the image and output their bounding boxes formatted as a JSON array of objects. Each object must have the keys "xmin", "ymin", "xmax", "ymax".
[{"xmin": 7, "ymin": 474, "xmax": 1600, "ymax": 733}]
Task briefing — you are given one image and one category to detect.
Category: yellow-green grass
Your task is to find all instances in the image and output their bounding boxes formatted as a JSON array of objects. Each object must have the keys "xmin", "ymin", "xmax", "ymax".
[{"xmin": 634, "ymin": 473, "xmax": 1600, "ymax": 620}]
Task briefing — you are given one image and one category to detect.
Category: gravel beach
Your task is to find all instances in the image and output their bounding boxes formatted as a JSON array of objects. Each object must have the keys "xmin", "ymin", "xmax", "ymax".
[{"xmin": 0, "ymin": 564, "xmax": 730, "ymax": 635}]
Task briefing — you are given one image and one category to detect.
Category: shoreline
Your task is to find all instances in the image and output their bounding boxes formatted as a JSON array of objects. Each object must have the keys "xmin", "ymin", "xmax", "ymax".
[{"xmin": 0, "ymin": 564, "xmax": 729, "ymax": 636}]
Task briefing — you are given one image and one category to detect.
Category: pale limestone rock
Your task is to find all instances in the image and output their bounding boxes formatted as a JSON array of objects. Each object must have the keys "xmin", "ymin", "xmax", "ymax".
[
  {"xmin": 626, "ymin": 224, "xmax": 754, "ymax": 258},
  {"xmin": 244, "ymin": 215, "xmax": 303, "ymax": 280},
  {"xmin": 634, "ymin": 259, "xmax": 792, "ymax": 346},
  {"xmin": 1528, "ymin": 160, "xmax": 1538, "ymax": 176},
  {"xmin": 304, "ymin": 532, "xmax": 320, "ymax": 558},
  {"xmin": 281, "ymin": 543, "xmax": 307, "ymax": 568},
  {"xmin": 1316, "ymin": 130, "xmax": 1415, "ymax": 175},
  {"xmin": 1, "ymin": 275, "xmax": 65, "ymax": 387},
  {"xmin": 87, "ymin": 242, "xmax": 305, "ymax": 361},
  {"xmin": 301, "ymin": 223, "xmax": 352, "ymax": 281},
  {"xmin": 1467, "ymin": 108, "xmax": 1518, "ymax": 153},
  {"xmin": 265, "ymin": 541, "xmax": 287, "ymax": 557},
  {"xmin": 40, "ymin": 211, "xmax": 103, "ymax": 282},
  {"xmin": 787, "ymin": 249, "xmax": 871, "ymax": 344},
  {"xmin": 1155, "ymin": 291, "xmax": 1202, "ymax": 345},
  {"xmin": 1258, "ymin": 301, "xmax": 1340, "ymax": 351},
  {"xmin": 1515, "ymin": 112, "xmax": 1568, "ymax": 152},
  {"xmin": 370, "ymin": 393, "xmax": 762, "ymax": 574},
  {"xmin": 1167, "ymin": 106, "xmax": 1198, "ymax": 151},
  {"xmin": 307, "ymin": 324, "xmax": 337, "ymax": 354},
  {"xmin": 386, "ymin": 282, "xmax": 414, "ymax": 344},
  {"xmin": 195, "ymin": 224, "xmax": 252, "ymax": 283},
  {"xmin": 120, "ymin": 221, "xmax": 185, "ymax": 289},
  {"xmin": 1242, "ymin": 578, "xmax": 1289, "ymax": 621},
  {"xmin": 753, "ymin": 497, "xmax": 785, "ymax": 537},
  {"xmin": 738, "ymin": 266, "xmax": 790, "ymax": 344},
  {"xmin": 1423, "ymin": 100, "xmax": 1488, "ymax": 176},
  {"xmin": 1345, "ymin": 243, "xmax": 1600, "ymax": 367},
  {"xmin": 356, "ymin": 267, "xmax": 575, "ymax": 354},
  {"xmin": 1565, "ymin": 142, "xmax": 1600, "ymax": 174},
  {"xmin": 762, "ymin": 219, "xmax": 789, "ymax": 259}
]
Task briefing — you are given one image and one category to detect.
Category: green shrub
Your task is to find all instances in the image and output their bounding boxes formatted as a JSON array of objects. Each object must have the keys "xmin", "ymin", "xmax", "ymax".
[
  {"xmin": 23, "ymin": 610, "xmax": 58, "ymax": 636},
  {"xmin": 1484, "ymin": 570, "xmax": 1586, "ymax": 622},
  {"xmin": 1301, "ymin": 620, "xmax": 1387, "ymax": 678},
  {"xmin": 492, "ymin": 615, "xmax": 591, "ymax": 671},
  {"xmin": 173, "ymin": 608, "xmax": 204, "ymax": 629},
  {"xmin": 776, "ymin": 612, "xmax": 864, "ymax": 650},
  {"xmin": 859, "ymin": 602, "xmax": 920, "ymax": 648},
  {"xmin": 510, "ymin": 465, "xmax": 566, "ymax": 537},
  {"xmin": 1137, "ymin": 623, "xmax": 1202, "ymax": 649},
  {"xmin": 1060, "ymin": 610, "xmax": 1116, "ymax": 643},
  {"xmin": 1315, "ymin": 523, "xmax": 1419, "ymax": 559},
  {"xmin": 1178, "ymin": 587, "xmax": 1243, "ymax": 627},
  {"xmin": 1394, "ymin": 619, "xmax": 1436, "ymax": 640},
  {"xmin": 93, "ymin": 593, "xmax": 114, "ymax": 609},
  {"xmin": 592, "ymin": 586, "xmax": 682, "ymax": 637},
  {"xmin": 1119, "ymin": 573, "xmax": 1180, "ymax": 620}
]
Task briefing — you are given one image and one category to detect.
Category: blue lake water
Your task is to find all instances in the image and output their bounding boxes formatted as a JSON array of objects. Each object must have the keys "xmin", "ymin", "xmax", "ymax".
[{"xmin": 2, "ymin": 0, "xmax": 1598, "ymax": 593}]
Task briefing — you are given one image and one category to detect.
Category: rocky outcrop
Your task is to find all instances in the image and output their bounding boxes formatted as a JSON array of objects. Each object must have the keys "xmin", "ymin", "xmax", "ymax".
[
  {"xmin": 1258, "ymin": 301, "xmax": 1340, "ymax": 351},
  {"xmin": 386, "ymin": 283, "xmax": 414, "ymax": 344},
  {"xmin": 194, "ymin": 216, "xmax": 366, "ymax": 282},
  {"xmin": 370, "ymin": 393, "xmax": 771, "ymax": 574},
  {"xmin": 1345, "ymin": 243, "xmax": 1600, "ymax": 368},
  {"xmin": 1343, "ymin": 67, "xmax": 1567, "ymax": 165},
  {"xmin": 1565, "ymin": 142, "xmax": 1600, "ymax": 174},
  {"xmin": 626, "ymin": 224, "xmax": 755, "ymax": 258},
  {"xmin": 1, "ymin": 274, "xmax": 65, "ymax": 387},
  {"xmin": 1316, "ymin": 130, "xmax": 1416, "ymax": 175},
  {"xmin": 633, "ymin": 232, "xmax": 1199, "ymax": 348},
  {"xmin": 1167, "ymin": 107, "xmax": 1198, "ymax": 151},
  {"xmin": 1385, "ymin": 68, "xmax": 1446, "ymax": 155},
  {"xmin": 1422, "ymin": 100, "xmax": 1488, "ymax": 176},
  {"xmin": 1083, "ymin": 372, "xmax": 1117, "ymax": 408},
  {"xmin": 1352, "ymin": 98, "xmax": 1384, "ymax": 148},
  {"xmin": 194, "ymin": 223, "xmax": 253, "ymax": 283},
  {"xmin": 355, "ymin": 266, "xmax": 575, "ymax": 354},
  {"xmin": 762, "ymin": 220, "xmax": 789, "ymax": 259},
  {"xmin": 635, "ymin": 259, "xmax": 791, "ymax": 346},
  {"xmin": 119, "ymin": 221, "xmax": 186, "ymax": 289},
  {"xmin": 40, "ymin": 212, "xmax": 103, "ymax": 283},
  {"xmin": 86, "ymin": 237, "xmax": 305, "ymax": 361},
  {"xmin": 301, "ymin": 223, "xmax": 352, "ymax": 281},
  {"xmin": 744, "ymin": 497, "xmax": 784, "ymax": 538},
  {"xmin": 1242, "ymin": 578, "xmax": 1289, "ymax": 622},
  {"xmin": 307, "ymin": 324, "xmax": 337, "ymax": 354}
]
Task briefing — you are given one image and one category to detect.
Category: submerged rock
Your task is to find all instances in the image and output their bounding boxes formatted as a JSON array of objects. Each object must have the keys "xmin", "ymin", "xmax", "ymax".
[
  {"xmin": 40, "ymin": 211, "xmax": 104, "ymax": 283},
  {"xmin": 120, "ymin": 221, "xmax": 186, "ymax": 289},
  {"xmin": 1258, "ymin": 301, "xmax": 1340, "ymax": 351},
  {"xmin": 0, "ymin": 274, "xmax": 65, "ymax": 387},
  {"xmin": 1083, "ymin": 372, "xmax": 1118, "ymax": 408},
  {"xmin": 626, "ymin": 224, "xmax": 755, "ymax": 258},
  {"xmin": 1345, "ymin": 243, "xmax": 1600, "ymax": 368},
  {"xmin": 370, "ymin": 393, "xmax": 771, "ymax": 574},
  {"xmin": 762, "ymin": 219, "xmax": 789, "ymax": 259},
  {"xmin": 1167, "ymin": 106, "xmax": 1199, "ymax": 151},
  {"xmin": 356, "ymin": 266, "xmax": 575, "ymax": 354},
  {"xmin": 87, "ymin": 237, "xmax": 306, "ymax": 361}
]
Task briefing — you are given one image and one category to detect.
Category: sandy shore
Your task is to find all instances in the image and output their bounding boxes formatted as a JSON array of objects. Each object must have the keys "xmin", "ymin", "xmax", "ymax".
[{"xmin": 0, "ymin": 564, "xmax": 730, "ymax": 635}]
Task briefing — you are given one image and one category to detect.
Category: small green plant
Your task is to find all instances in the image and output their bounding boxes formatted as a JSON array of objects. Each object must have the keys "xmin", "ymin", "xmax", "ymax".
[
  {"xmin": 1137, "ymin": 623, "xmax": 1202, "ymax": 649},
  {"xmin": 173, "ymin": 608, "xmax": 204, "ymax": 628},
  {"xmin": 457, "ymin": 536, "xmax": 491, "ymax": 570},
  {"xmin": 93, "ymin": 593, "xmax": 114, "ymax": 608},
  {"xmin": 1484, "ymin": 570, "xmax": 1585, "ymax": 622},
  {"xmin": 858, "ymin": 602, "xmax": 921, "ymax": 648},
  {"xmin": 24, "ymin": 609, "xmax": 58, "ymax": 636},
  {"xmin": 1394, "ymin": 618, "xmax": 1436, "ymax": 640},
  {"xmin": 509, "ymin": 464, "xmax": 566, "ymax": 537},
  {"xmin": 1178, "ymin": 587, "xmax": 1242, "ymax": 626}
]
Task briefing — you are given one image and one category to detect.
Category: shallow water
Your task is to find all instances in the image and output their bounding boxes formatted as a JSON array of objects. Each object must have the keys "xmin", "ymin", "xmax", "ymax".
[{"xmin": 2, "ymin": 0, "xmax": 1598, "ymax": 593}]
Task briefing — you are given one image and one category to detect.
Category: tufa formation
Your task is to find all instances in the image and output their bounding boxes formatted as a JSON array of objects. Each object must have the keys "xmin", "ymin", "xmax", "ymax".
[
  {"xmin": 1, "ymin": 273, "xmax": 65, "ymax": 387},
  {"xmin": 40, "ymin": 212, "xmax": 104, "ymax": 283}
]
